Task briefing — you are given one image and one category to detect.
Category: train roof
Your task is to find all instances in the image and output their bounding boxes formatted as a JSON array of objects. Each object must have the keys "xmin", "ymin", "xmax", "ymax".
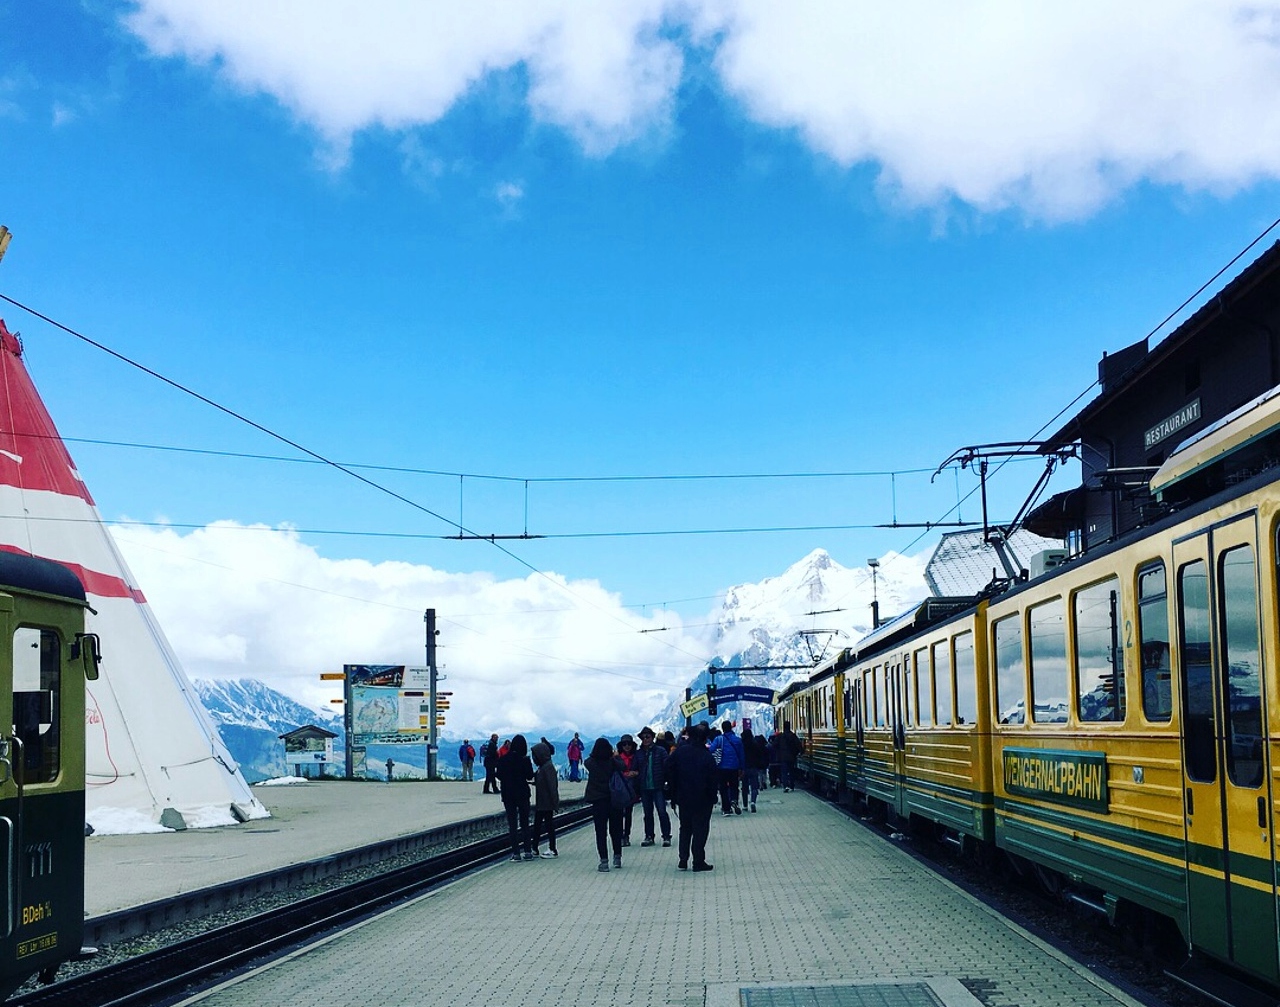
[
  {"xmin": 0, "ymin": 550, "xmax": 86, "ymax": 603},
  {"xmin": 851, "ymin": 595, "xmax": 979, "ymax": 662}
]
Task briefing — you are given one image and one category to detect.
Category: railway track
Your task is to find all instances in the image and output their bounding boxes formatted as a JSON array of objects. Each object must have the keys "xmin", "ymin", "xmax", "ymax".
[{"xmin": 15, "ymin": 804, "xmax": 593, "ymax": 1007}]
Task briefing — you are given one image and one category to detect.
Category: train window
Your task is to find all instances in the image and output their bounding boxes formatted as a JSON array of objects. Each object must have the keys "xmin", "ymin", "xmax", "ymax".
[
  {"xmin": 1075, "ymin": 578, "xmax": 1124, "ymax": 723},
  {"xmin": 1029, "ymin": 599, "xmax": 1068, "ymax": 724},
  {"xmin": 915, "ymin": 648, "xmax": 931, "ymax": 726},
  {"xmin": 1137, "ymin": 564, "xmax": 1172, "ymax": 722},
  {"xmin": 993, "ymin": 615, "xmax": 1026, "ymax": 724},
  {"xmin": 1221, "ymin": 545, "xmax": 1263, "ymax": 789},
  {"xmin": 883, "ymin": 665, "xmax": 893, "ymax": 728},
  {"xmin": 13, "ymin": 626, "xmax": 60, "ymax": 784},
  {"xmin": 954, "ymin": 632, "xmax": 975, "ymax": 725},
  {"xmin": 899, "ymin": 658, "xmax": 911, "ymax": 727},
  {"xmin": 871, "ymin": 668, "xmax": 883, "ymax": 727},
  {"xmin": 933, "ymin": 641, "xmax": 953, "ymax": 726},
  {"xmin": 861, "ymin": 670, "xmax": 870, "ymax": 726},
  {"xmin": 1178, "ymin": 560, "xmax": 1216, "ymax": 783}
]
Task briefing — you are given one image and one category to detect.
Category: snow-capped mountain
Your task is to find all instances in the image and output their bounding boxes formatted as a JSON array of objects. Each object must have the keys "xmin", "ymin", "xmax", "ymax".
[
  {"xmin": 193, "ymin": 677, "xmax": 344, "ymax": 783},
  {"xmin": 647, "ymin": 548, "xmax": 928, "ymax": 735}
]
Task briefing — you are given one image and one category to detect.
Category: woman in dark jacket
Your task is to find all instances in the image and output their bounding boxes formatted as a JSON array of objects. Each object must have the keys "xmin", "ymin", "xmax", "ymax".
[
  {"xmin": 495, "ymin": 734, "xmax": 535, "ymax": 861},
  {"xmin": 583, "ymin": 737, "xmax": 627, "ymax": 872}
]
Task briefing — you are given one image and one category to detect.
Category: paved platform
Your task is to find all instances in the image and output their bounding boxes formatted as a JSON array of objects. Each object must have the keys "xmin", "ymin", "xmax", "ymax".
[
  {"xmin": 86, "ymin": 779, "xmax": 586, "ymax": 916},
  {"xmin": 176, "ymin": 790, "xmax": 1153, "ymax": 1007}
]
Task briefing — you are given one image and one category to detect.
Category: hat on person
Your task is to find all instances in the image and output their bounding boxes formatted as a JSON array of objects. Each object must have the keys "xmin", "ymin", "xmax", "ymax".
[
  {"xmin": 638, "ymin": 726, "xmax": 656, "ymax": 739},
  {"xmin": 619, "ymin": 733, "xmax": 636, "ymax": 748}
]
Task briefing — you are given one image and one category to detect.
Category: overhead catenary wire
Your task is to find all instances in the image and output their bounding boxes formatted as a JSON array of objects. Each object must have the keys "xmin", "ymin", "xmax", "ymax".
[{"xmin": 0, "ymin": 292, "xmax": 715, "ymax": 670}]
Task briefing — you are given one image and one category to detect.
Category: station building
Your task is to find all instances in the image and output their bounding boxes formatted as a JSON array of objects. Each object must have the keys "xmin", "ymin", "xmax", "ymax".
[{"xmin": 1030, "ymin": 240, "xmax": 1280, "ymax": 553}]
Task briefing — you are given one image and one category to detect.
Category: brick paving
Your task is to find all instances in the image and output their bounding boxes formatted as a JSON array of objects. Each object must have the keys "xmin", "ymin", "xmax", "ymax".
[{"xmin": 178, "ymin": 790, "xmax": 1152, "ymax": 1007}]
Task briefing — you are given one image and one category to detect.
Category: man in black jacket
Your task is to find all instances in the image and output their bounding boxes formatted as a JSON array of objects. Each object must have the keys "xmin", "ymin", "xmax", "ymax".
[
  {"xmin": 664, "ymin": 723, "xmax": 718, "ymax": 871},
  {"xmin": 633, "ymin": 726, "xmax": 671, "ymax": 847}
]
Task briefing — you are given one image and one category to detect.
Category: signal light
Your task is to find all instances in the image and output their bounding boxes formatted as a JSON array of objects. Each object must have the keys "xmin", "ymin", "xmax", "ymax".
[{"xmin": 707, "ymin": 682, "xmax": 717, "ymax": 717}]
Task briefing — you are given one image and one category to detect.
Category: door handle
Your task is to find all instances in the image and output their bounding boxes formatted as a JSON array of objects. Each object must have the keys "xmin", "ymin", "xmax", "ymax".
[
  {"xmin": 1259, "ymin": 795, "xmax": 1268, "ymax": 830},
  {"xmin": 1186, "ymin": 788, "xmax": 1193, "ymax": 816}
]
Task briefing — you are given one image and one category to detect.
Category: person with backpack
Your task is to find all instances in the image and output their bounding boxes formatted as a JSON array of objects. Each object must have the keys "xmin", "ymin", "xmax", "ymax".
[
  {"xmin": 458, "ymin": 739, "xmax": 476, "ymax": 781},
  {"xmin": 481, "ymin": 733, "xmax": 501, "ymax": 794},
  {"xmin": 740, "ymin": 728, "xmax": 766, "ymax": 812},
  {"xmin": 708, "ymin": 720, "xmax": 746, "ymax": 816},
  {"xmin": 566, "ymin": 733, "xmax": 584, "ymax": 782},
  {"xmin": 583, "ymin": 737, "xmax": 629, "ymax": 872}
]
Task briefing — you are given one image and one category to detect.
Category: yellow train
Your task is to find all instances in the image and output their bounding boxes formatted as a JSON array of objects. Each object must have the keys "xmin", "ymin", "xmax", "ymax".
[{"xmin": 776, "ymin": 391, "xmax": 1280, "ymax": 990}]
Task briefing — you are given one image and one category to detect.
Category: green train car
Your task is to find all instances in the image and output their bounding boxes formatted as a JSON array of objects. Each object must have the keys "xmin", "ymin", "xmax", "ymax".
[{"xmin": 0, "ymin": 551, "xmax": 98, "ymax": 997}]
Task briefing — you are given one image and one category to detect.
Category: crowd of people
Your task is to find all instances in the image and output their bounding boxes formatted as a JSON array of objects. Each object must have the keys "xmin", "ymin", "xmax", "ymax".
[{"xmin": 461, "ymin": 720, "xmax": 805, "ymax": 873}]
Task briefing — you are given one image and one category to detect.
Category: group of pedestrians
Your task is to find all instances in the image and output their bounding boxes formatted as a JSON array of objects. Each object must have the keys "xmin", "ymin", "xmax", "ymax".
[{"xmin": 479, "ymin": 719, "xmax": 806, "ymax": 873}]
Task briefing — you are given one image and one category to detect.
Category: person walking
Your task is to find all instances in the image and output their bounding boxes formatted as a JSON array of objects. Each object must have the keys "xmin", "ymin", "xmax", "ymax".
[
  {"xmin": 779, "ymin": 720, "xmax": 804, "ymax": 792},
  {"xmin": 616, "ymin": 734, "xmax": 639, "ymax": 846},
  {"xmin": 583, "ymin": 737, "xmax": 627, "ymax": 872},
  {"xmin": 567, "ymin": 733, "xmax": 584, "ymax": 782},
  {"xmin": 495, "ymin": 734, "xmax": 535, "ymax": 861},
  {"xmin": 664, "ymin": 723, "xmax": 718, "ymax": 872},
  {"xmin": 633, "ymin": 726, "xmax": 671, "ymax": 847},
  {"xmin": 531, "ymin": 739, "xmax": 560, "ymax": 858},
  {"xmin": 482, "ymin": 732, "xmax": 501, "ymax": 794},
  {"xmin": 708, "ymin": 720, "xmax": 746, "ymax": 816},
  {"xmin": 458, "ymin": 739, "xmax": 476, "ymax": 782}
]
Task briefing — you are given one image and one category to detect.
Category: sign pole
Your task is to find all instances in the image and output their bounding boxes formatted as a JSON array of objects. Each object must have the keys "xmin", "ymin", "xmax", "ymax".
[{"xmin": 426, "ymin": 609, "xmax": 438, "ymax": 780}]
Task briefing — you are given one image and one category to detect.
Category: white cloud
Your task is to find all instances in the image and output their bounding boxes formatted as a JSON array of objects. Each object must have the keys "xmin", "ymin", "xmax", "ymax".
[
  {"xmin": 110, "ymin": 521, "xmax": 709, "ymax": 737},
  {"xmin": 122, "ymin": 0, "xmax": 1280, "ymax": 218},
  {"xmin": 494, "ymin": 180, "xmax": 524, "ymax": 208}
]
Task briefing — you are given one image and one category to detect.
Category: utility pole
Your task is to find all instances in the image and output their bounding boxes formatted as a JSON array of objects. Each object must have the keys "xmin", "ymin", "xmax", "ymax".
[{"xmin": 425, "ymin": 609, "xmax": 439, "ymax": 779}]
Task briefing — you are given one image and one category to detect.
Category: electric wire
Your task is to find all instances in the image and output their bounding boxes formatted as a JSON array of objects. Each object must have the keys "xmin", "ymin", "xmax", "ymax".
[{"xmin": 0, "ymin": 292, "xmax": 715, "ymax": 670}]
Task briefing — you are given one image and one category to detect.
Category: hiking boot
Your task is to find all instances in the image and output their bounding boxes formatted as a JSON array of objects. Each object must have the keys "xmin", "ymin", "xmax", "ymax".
[
  {"xmin": 613, "ymin": 854, "xmax": 622, "ymax": 869},
  {"xmin": 598, "ymin": 859, "xmax": 610, "ymax": 872},
  {"xmin": 521, "ymin": 851, "xmax": 536, "ymax": 861},
  {"xmin": 692, "ymin": 862, "xmax": 714, "ymax": 872},
  {"xmin": 540, "ymin": 850, "xmax": 558, "ymax": 859},
  {"xmin": 640, "ymin": 838, "xmax": 655, "ymax": 847},
  {"xmin": 662, "ymin": 838, "xmax": 671, "ymax": 847},
  {"xmin": 734, "ymin": 805, "xmax": 742, "ymax": 815},
  {"xmin": 509, "ymin": 853, "xmax": 522, "ymax": 862},
  {"xmin": 751, "ymin": 803, "xmax": 757, "ymax": 813},
  {"xmin": 677, "ymin": 860, "xmax": 688, "ymax": 870}
]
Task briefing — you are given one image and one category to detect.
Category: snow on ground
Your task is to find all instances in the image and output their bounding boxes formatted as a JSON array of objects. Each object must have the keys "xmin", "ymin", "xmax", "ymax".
[
  {"xmin": 255, "ymin": 776, "xmax": 313, "ymax": 786},
  {"xmin": 87, "ymin": 806, "xmax": 173, "ymax": 836}
]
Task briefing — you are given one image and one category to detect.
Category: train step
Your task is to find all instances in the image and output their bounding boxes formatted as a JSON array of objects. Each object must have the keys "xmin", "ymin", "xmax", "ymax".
[{"xmin": 1164, "ymin": 955, "xmax": 1280, "ymax": 1007}]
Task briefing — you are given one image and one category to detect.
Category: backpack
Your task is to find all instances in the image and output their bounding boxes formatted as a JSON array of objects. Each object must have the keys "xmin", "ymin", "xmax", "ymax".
[{"xmin": 608, "ymin": 770, "xmax": 634, "ymax": 812}]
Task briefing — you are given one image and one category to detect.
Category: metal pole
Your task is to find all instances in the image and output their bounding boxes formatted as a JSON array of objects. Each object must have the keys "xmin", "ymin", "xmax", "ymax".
[{"xmin": 426, "ymin": 609, "xmax": 438, "ymax": 780}]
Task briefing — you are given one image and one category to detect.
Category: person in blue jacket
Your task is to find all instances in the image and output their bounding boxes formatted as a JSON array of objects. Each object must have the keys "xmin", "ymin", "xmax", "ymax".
[{"xmin": 708, "ymin": 719, "xmax": 746, "ymax": 816}]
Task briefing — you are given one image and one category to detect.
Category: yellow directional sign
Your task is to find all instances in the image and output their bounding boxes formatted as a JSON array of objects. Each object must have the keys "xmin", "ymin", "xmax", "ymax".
[
  {"xmin": 680, "ymin": 693, "xmax": 709, "ymax": 718},
  {"xmin": 320, "ymin": 672, "xmax": 346, "ymax": 680}
]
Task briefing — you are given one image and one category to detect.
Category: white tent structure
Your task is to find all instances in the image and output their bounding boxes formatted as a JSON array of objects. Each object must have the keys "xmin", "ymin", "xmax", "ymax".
[{"xmin": 0, "ymin": 318, "xmax": 265, "ymax": 832}]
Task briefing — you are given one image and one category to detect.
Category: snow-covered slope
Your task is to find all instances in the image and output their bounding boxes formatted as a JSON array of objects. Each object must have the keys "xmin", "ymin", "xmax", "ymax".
[
  {"xmin": 193, "ymin": 678, "xmax": 344, "ymax": 782},
  {"xmin": 647, "ymin": 548, "xmax": 928, "ymax": 735}
]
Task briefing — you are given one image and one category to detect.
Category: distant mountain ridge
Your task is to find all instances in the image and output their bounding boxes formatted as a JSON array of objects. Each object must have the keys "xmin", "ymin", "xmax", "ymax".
[
  {"xmin": 647, "ymin": 548, "xmax": 928, "ymax": 735},
  {"xmin": 193, "ymin": 677, "xmax": 344, "ymax": 783}
]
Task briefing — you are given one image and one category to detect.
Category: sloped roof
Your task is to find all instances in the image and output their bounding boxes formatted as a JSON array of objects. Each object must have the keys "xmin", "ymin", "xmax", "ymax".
[{"xmin": 925, "ymin": 528, "xmax": 1063, "ymax": 596}]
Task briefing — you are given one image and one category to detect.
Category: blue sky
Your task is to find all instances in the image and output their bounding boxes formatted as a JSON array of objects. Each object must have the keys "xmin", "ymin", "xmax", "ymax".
[{"xmin": 3, "ymin": 2, "xmax": 1280, "ymax": 731}]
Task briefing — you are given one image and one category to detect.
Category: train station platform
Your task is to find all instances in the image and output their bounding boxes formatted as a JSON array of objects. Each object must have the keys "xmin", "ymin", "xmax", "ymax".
[
  {"xmin": 86, "ymin": 779, "xmax": 586, "ymax": 916},
  {"xmin": 174, "ymin": 789, "xmax": 1150, "ymax": 1007}
]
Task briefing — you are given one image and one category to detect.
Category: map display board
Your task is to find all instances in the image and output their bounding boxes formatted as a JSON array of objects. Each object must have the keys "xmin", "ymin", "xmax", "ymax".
[{"xmin": 345, "ymin": 664, "xmax": 431, "ymax": 779}]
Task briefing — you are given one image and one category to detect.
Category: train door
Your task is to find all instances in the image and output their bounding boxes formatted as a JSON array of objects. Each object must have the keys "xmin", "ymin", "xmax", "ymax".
[
  {"xmin": 1173, "ymin": 515, "xmax": 1278, "ymax": 983},
  {"xmin": 890, "ymin": 654, "xmax": 909, "ymax": 817}
]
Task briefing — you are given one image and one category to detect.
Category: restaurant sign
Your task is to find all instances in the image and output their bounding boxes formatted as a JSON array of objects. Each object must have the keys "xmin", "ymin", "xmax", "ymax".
[
  {"xmin": 1144, "ymin": 398, "xmax": 1201, "ymax": 450},
  {"xmin": 1002, "ymin": 747, "xmax": 1108, "ymax": 812}
]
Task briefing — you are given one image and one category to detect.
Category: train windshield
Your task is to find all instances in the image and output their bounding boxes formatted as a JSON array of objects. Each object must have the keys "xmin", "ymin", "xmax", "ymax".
[{"xmin": 13, "ymin": 626, "xmax": 60, "ymax": 784}]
